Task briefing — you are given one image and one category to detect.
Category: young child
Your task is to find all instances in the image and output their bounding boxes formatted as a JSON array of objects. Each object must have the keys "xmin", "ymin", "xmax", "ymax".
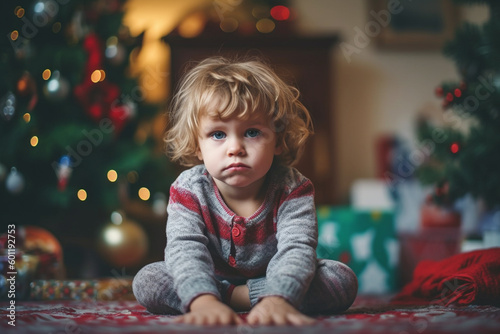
[{"xmin": 133, "ymin": 57, "xmax": 358, "ymax": 326}]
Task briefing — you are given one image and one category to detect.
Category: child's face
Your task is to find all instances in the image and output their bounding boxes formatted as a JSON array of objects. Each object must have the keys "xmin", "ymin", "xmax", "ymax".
[{"xmin": 196, "ymin": 113, "xmax": 281, "ymax": 191}]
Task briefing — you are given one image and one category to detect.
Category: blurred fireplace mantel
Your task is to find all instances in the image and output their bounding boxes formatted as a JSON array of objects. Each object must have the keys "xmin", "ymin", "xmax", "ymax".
[{"xmin": 163, "ymin": 33, "xmax": 339, "ymax": 204}]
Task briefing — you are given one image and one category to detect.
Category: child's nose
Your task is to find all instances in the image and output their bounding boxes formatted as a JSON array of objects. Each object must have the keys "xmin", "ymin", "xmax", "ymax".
[{"xmin": 227, "ymin": 137, "xmax": 245, "ymax": 156}]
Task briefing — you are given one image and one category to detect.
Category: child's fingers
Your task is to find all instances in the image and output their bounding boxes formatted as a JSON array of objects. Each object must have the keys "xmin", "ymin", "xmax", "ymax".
[
  {"xmin": 172, "ymin": 315, "xmax": 184, "ymax": 323},
  {"xmin": 174, "ymin": 312, "xmax": 243, "ymax": 326},
  {"xmin": 286, "ymin": 313, "xmax": 316, "ymax": 326},
  {"xmin": 270, "ymin": 314, "xmax": 287, "ymax": 326},
  {"xmin": 247, "ymin": 310, "xmax": 264, "ymax": 325}
]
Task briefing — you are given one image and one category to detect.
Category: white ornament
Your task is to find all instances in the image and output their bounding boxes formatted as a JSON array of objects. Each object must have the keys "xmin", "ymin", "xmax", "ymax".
[
  {"xmin": 152, "ymin": 193, "xmax": 167, "ymax": 216},
  {"xmin": 1, "ymin": 91, "xmax": 16, "ymax": 120},
  {"xmin": 6, "ymin": 167, "xmax": 25, "ymax": 194},
  {"xmin": 43, "ymin": 71, "xmax": 70, "ymax": 102}
]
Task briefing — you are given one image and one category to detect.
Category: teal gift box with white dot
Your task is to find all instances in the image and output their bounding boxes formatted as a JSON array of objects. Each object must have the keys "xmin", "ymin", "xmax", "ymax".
[{"xmin": 316, "ymin": 206, "xmax": 399, "ymax": 294}]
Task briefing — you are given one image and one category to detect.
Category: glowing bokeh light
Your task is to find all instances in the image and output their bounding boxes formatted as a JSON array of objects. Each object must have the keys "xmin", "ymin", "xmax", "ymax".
[
  {"xmin": 91, "ymin": 69, "xmax": 106, "ymax": 83},
  {"xmin": 104, "ymin": 227, "xmax": 123, "ymax": 245},
  {"xmin": 127, "ymin": 171, "xmax": 138, "ymax": 183},
  {"xmin": 107, "ymin": 169, "xmax": 118, "ymax": 182},
  {"xmin": 42, "ymin": 69, "xmax": 51, "ymax": 80},
  {"xmin": 110, "ymin": 211, "xmax": 123, "ymax": 225},
  {"xmin": 138, "ymin": 187, "xmax": 150, "ymax": 201},
  {"xmin": 30, "ymin": 136, "xmax": 39, "ymax": 147},
  {"xmin": 220, "ymin": 18, "xmax": 239, "ymax": 33},
  {"xmin": 270, "ymin": 5, "xmax": 290, "ymax": 21},
  {"xmin": 178, "ymin": 12, "xmax": 206, "ymax": 38},
  {"xmin": 15, "ymin": 6, "xmax": 25, "ymax": 18},
  {"xmin": 52, "ymin": 22, "xmax": 62, "ymax": 33},
  {"xmin": 256, "ymin": 18, "xmax": 275, "ymax": 33},
  {"xmin": 10, "ymin": 31, "xmax": 19, "ymax": 41},
  {"xmin": 77, "ymin": 189, "xmax": 87, "ymax": 201}
]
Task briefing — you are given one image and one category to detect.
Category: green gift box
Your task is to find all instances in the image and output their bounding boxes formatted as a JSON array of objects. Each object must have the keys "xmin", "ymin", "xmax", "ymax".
[{"xmin": 317, "ymin": 206, "xmax": 399, "ymax": 294}]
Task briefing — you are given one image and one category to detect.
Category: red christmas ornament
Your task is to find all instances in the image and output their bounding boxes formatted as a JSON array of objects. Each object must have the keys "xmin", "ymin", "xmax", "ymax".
[
  {"xmin": 446, "ymin": 92, "xmax": 454, "ymax": 102},
  {"xmin": 88, "ymin": 103, "xmax": 104, "ymax": 122},
  {"xmin": 450, "ymin": 142, "xmax": 460, "ymax": 154},
  {"xmin": 82, "ymin": 33, "xmax": 104, "ymax": 79},
  {"xmin": 270, "ymin": 5, "xmax": 291, "ymax": 21},
  {"xmin": 454, "ymin": 88, "xmax": 462, "ymax": 98},
  {"xmin": 74, "ymin": 31, "xmax": 132, "ymax": 134},
  {"xmin": 435, "ymin": 86, "xmax": 444, "ymax": 97},
  {"xmin": 109, "ymin": 103, "xmax": 131, "ymax": 135},
  {"xmin": 74, "ymin": 81, "xmax": 121, "ymax": 122}
]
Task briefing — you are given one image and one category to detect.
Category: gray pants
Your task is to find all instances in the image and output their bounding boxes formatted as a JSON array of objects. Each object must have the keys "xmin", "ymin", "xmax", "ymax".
[{"xmin": 133, "ymin": 259, "xmax": 358, "ymax": 315}]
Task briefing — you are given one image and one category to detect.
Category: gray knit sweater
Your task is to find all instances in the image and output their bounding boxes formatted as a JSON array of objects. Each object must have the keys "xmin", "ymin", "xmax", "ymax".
[{"xmin": 165, "ymin": 164, "xmax": 318, "ymax": 311}]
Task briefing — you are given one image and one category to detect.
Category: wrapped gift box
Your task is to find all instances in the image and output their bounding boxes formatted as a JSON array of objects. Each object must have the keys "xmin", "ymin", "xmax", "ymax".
[
  {"xmin": 317, "ymin": 206, "xmax": 399, "ymax": 294},
  {"xmin": 29, "ymin": 278, "xmax": 134, "ymax": 301}
]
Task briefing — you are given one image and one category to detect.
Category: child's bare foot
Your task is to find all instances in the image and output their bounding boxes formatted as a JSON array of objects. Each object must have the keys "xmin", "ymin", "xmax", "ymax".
[{"xmin": 230, "ymin": 285, "xmax": 251, "ymax": 312}]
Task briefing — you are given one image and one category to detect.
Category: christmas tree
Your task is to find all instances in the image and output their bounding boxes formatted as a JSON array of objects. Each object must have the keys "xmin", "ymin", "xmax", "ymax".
[
  {"xmin": 417, "ymin": 0, "xmax": 500, "ymax": 213},
  {"xmin": 0, "ymin": 1, "xmax": 173, "ymax": 234}
]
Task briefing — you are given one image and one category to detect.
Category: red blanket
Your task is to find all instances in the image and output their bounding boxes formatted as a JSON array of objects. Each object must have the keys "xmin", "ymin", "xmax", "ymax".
[{"xmin": 393, "ymin": 248, "xmax": 500, "ymax": 306}]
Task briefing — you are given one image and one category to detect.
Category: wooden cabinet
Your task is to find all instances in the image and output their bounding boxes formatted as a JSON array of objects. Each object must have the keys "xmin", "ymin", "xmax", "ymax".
[{"xmin": 164, "ymin": 34, "xmax": 339, "ymax": 204}]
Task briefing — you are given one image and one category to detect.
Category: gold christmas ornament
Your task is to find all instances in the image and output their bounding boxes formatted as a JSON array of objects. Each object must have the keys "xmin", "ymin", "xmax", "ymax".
[{"xmin": 98, "ymin": 212, "xmax": 148, "ymax": 267}]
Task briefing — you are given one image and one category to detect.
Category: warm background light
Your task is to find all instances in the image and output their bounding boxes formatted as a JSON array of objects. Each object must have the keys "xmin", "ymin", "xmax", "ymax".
[
  {"xmin": 42, "ymin": 69, "xmax": 51, "ymax": 80},
  {"xmin": 127, "ymin": 171, "xmax": 138, "ymax": 183},
  {"xmin": 256, "ymin": 18, "xmax": 275, "ymax": 33},
  {"xmin": 138, "ymin": 187, "xmax": 150, "ymax": 201},
  {"xmin": 220, "ymin": 18, "xmax": 239, "ymax": 33},
  {"xmin": 15, "ymin": 6, "xmax": 25, "ymax": 18},
  {"xmin": 270, "ymin": 5, "xmax": 290, "ymax": 21},
  {"xmin": 123, "ymin": 0, "xmax": 212, "ymax": 103},
  {"xmin": 52, "ymin": 22, "xmax": 62, "ymax": 33},
  {"xmin": 77, "ymin": 189, "xmax": 87, "ymax": 201},
  {"xmin": 107, "ymin": 169, "xmax": 118, "ymax": 182},
  {"xmin": 30, "ymin": 136, "xmax": 39, "ymax": 147},
  {"xmin": 10, "ymin": 30, "xmax": 19, "ymax": 41},
  {"xmin": 91, "ymin": 69, "xmax": 106, "ymax": 83},
  {"xmin": 178, "ymin": 11, "xmax": 207, "ymax": 37}
]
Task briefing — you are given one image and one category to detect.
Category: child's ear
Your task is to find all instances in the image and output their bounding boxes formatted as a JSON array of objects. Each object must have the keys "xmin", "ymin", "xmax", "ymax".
[{"xmin": 196, "ymin": 147, "xmax": 203, "ymax": 161}]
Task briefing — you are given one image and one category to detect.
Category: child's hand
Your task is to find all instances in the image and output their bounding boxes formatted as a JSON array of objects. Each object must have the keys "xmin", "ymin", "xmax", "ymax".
[
  {"xmin": 247, "ymin": 296, "xmax": 316, "ymax": 326},
  {"xmin": 174, "ymin": 294, "xmax": 244, "ymax": 326}
]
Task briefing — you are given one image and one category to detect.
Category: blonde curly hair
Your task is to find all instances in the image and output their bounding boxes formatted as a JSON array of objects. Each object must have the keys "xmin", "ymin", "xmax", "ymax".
[{"xmin": 165, "ymin": 56, "xmax": 313, "ymax": 167}]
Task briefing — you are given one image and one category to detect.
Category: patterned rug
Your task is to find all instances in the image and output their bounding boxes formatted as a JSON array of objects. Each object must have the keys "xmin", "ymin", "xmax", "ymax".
[{"xmin": 2, "ymin": 296, "xmax": 500, "ymax": 333}]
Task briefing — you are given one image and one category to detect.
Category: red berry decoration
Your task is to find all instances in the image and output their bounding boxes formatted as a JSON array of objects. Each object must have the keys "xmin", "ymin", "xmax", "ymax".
[
  {"xmin": 435, "ymin": 86, "xmax": 444, "ymax": 97},
  {"xmin": 450, "ymin": 142, "xmax": 460, "ymax": 154},
  {"xmin": 454, "ymin": 88, "xmax": 462, "ymax": 98},
  {"xmin": 446, "ymin": 92, "xmax": 454, "ymax": 102}
]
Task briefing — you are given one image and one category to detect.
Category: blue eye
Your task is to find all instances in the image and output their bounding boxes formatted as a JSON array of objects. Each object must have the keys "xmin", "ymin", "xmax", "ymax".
[
  {"xmin": 211, "ymin": 131, "xmax": 226, "ymax": 140},
  {"xmin": 245, "ymin": 129, "xmax": 261, "ymax": 138}
]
